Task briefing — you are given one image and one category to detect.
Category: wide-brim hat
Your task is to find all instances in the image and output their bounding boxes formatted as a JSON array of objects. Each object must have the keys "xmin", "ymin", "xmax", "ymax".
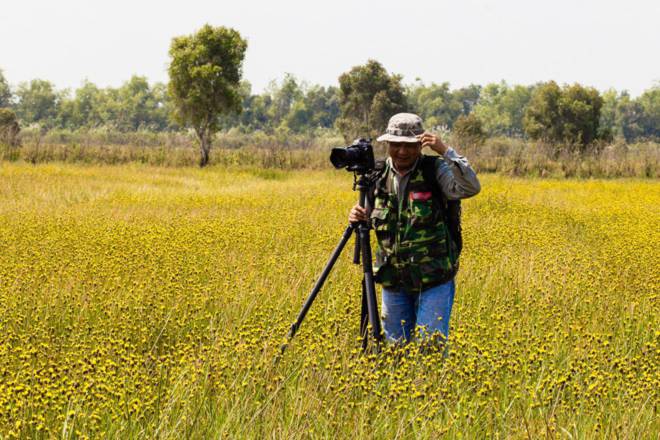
[{"xmin": 376, "ymin": 113, "xmax": 424, "ymax": 143}]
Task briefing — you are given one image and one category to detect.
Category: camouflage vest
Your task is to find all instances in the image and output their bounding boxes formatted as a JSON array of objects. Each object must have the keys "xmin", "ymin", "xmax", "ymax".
[{"xmin": 370, "ymin": 156, "xmax": 458, "ymax": 293}]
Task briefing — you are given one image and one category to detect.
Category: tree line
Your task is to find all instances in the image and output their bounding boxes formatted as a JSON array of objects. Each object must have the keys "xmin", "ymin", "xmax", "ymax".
[
  {"xmin": 1, "ymin": 24, "xmax": 658, "ymax": 166},
  {"xmin": 2, "ymin": 66, "xmax": 657, "ymax": 142}
]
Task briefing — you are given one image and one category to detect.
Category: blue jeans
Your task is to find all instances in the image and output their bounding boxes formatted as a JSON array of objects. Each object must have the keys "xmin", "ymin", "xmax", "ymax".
[{"xmin": 381, "ymin": 279, "xmax": 455, "ymax": 343}]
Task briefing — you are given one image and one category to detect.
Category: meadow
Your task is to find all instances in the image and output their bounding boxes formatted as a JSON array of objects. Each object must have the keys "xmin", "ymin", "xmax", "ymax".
[{"xmin": 0, "ymin": 162, "xmax": 658, "ymax": 438}]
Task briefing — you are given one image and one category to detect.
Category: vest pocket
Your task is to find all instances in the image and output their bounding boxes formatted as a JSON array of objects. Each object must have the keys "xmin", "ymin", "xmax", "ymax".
[
  {"xmin": 409, "ymin": 198, "xmax": 434, "ymax": 226},
  {"xmin": 371, "ymin": 207, "xmax": 394, "ymax": 249},
  {"xmin": 370, "ymin": 207, "xmax": 388, "ymax": 228}
]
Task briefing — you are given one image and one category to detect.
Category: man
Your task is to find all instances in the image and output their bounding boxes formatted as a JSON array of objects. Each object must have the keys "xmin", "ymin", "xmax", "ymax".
[{"xmin": 348, "ymin": 113, "xmax": 481, "ymax": 344}]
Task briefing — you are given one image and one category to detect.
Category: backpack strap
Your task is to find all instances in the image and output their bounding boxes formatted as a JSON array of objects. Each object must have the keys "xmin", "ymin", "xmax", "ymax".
[
  {"xmin": 420, "ymin": 155, "xmax": 463, "ymax": 258},
  {"xmin": 420, "ymin": 155, "xmax": 445, "ymax": 208}
]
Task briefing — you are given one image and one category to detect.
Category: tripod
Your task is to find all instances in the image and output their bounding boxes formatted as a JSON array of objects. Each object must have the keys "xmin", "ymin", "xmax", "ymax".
[{"xmin": 280, "ymin": 173, "xmax": 383, "ymax": 355}]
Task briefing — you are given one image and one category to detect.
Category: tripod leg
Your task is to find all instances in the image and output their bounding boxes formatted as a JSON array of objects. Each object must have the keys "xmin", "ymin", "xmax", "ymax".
[
  {"xmin": 353, "ymin": 230, "xmax": 361, "ymax": 264},
  {"xmin": 280, "ymin": 224, "xmax": 355, "ymax": 355},
  {"xmin": 357, "ymin": 223, "xmax": 383, "ymax": 346},
  {"xmin": 360, "ymin": 278, "xmax": 368, "ymax": 350}
]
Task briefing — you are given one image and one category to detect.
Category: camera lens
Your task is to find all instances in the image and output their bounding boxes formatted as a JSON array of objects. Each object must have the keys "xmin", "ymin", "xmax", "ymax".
[{"xmin": 330, "ymin": 147, "xmax": 350, "ymax": 169}]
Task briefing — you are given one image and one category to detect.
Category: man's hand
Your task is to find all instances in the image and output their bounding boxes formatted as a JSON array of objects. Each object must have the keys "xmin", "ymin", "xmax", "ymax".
[
  {"xmin": 348, "ymin": 204, "xmax": 368, "ymax": 223},
  {"xmin": 417, "ymin": 132, "xmax": 448, "ymax": 155}
]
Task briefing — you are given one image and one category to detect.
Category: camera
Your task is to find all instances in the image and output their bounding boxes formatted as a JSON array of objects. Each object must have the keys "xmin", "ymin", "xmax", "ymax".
[{"xmin": 330, "ymin": 138, "xmax": 375, "ymax": 174}]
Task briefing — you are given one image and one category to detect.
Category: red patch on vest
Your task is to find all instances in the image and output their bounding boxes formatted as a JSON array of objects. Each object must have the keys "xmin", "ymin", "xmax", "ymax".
[{"xmin": 410, "ymin": 191, "xmax": 432, "ymax": 201}]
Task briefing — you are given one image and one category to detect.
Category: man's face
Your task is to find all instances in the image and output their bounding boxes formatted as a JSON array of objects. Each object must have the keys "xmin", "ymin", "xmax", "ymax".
[{"xmin": 388, "ymin": 141, "xmax": 422, "ymax": 172}]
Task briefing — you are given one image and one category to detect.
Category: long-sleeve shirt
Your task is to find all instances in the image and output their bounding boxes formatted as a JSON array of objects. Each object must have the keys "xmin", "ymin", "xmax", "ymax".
[{"xmin": 388, "ymin": 147, "xmax": 481, "ymax": 202}]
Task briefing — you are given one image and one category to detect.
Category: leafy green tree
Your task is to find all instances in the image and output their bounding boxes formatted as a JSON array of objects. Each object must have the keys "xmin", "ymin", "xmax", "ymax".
[
  {"xmin": 168, "ymin": 24, "xmax": 247, "ymax": 167},
  {"xmin": 284, "ymin": 100, "xmax": 310, "ymax": 133},
  {"xmin": 218, "ymin": 80, "xmax": 255, "ymax": 131},
  {"xmin": 407, "ymin": 82, "xmax": 481, "ymax": 130},
  {"xmin": 15, "ymin": 79, "xmax": 62, "ymax": 128},
  {"xmin": 336, "ymin": 60, "xmax": 407, "ymax": 142},
  {"xmin": 267, "ymin": 73, "xmax": 303, "ymax": 128},
  {"xmin": 598, "ymin": 86, "xmax": 659, "ymax": 141},
  {"xmin": 559, "ymin": 84, "xmax": 603, "ymax": 147},
  {"xmin": 58, "ymin": 80, "xmax": 108, "ymax": 129},
  {"xmin": 302, "ymin": 85, "xmax": 339, "ymax": 129},
  {"xmin": 598, "ymin": 88, "xmax": 619, "ymax": 140},
  {"xmin": 268, "ymin": 78, "xmax": 339, "ymax": 133},
  {"xmin": 55, "ymin": 79, "xmax": 172, "ymax": 131},
  {"xmin": 452, "ymin": 84, "xmax": 482, "ymax": 116},
  {"xmin": 0, "ymin": 69, "xmax": 12, "ymax": 108},
  {"xmin": 637, "ymin": 84, "xmax": 660, "ymax": 139},
  {"xmin": 238, "ymin": 92, "xmax": 272, "ymax": 131},
  {"xmin": 110, "ymin": 76, "xmax": 168, "ymax": 131},
  {"xmin": 227, "ymin": 79, "xmax": 338, "ymax": 133},
  {"xmin": 616, "ymin": 92, "xmax": 645, "ymax": 141},
  {"xmin": 523, "ymin": 81, "xmax": 562, "ymax": 143},
  {"xmin": 408, "ymin": 81, "xmax": 457, "ymax": 129},
  {"xmin": 473, "ymin": 81, "xmax": 532, "ymax": 136},
  {"xmin": 151, "ymin": 82, "xmax": 174, "ymax": 131},
  {"xmin": 524, "ymin": 81, "xmax": 603, "ymax": 149}
]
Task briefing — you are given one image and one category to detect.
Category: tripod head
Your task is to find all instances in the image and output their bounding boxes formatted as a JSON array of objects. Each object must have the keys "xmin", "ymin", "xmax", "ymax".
[{"xmin": 351, "ymin": 159, "xmax": 386, "ymax": 194}]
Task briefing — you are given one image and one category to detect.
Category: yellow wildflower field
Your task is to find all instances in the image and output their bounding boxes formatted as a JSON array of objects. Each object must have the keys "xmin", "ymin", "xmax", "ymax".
[{"xmin": 0, "ymin": 163, "xmax": 658, "ymax": 438}]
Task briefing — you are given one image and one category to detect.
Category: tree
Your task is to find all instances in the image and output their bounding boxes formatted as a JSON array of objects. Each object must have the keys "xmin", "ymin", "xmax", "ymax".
[
  {"xmin": 0, "ymin": 69, "xmax": 12, "ymax": 108},
  {"xmin": 523, "ymin": 81, "xmax": 562, "ymax": 143},
  {"xmin": 453, "ymin": 113, "xmax": 485, "ymax": 147},
  {"xmin": 267, "ymin": 78, "xmax": 340, "ymax": 132},
  {"xmin": 110, "ymin": 76, "xmax": 168, "ymax": 131},
  {"xmin": 223, "ymin": 79, "xmax": 338, "ymax": 133},
  {"xmin": 408, "ymin": 81, "xmax": 457, "ymax": 129},
  {"xmin": 559, "ymin": 83, "xmax": 603, "ymax": 147},
  {"xmin": 0, "ymin": 108, "xmax": 20, "ymax": 146},
  {"xmin": 58, "ymin": 80, "xmax": 107, "ymax": 129},
  {"xmin": 336, "ymin": 60, "xmax": 407, "ymax": 142},
  {"xmin": 524, "ymin": 81, "xmax": 603, "ymax": 150},
  {"xmin": 597, "ymin": 87, "xmax": 660, "ymax": 142},
  {"xmin": 598, "ymin": 88, "xmax": 619, "ymax": 140},
  {"xmin": 303, "ymin": 85, "xmax": 340, "ymax": 129},
  {"xmin": 284, "ymin": 100, "xmax": 310, "ymax": 133},
  {"xmin": 637, "ymin": 84, "xmax": 660, "ymax": 139},
  {"xmin": 452, "ymin": 84, "xmax": 482, "ymax": 116},
  {"xmin": 15, "ymin": 79, "xmax": 62, "ymax": 128},
  {"xmin": 473, "ymin": 81, "xmax": 532, "ymax": 136},
  {"xmin": 407, "ymin": 81, "xmax": 481, "ymax": 130},
  {"xmin": 235, "ymin": 84, "xmax": 272, "ymax": 131},
  {"xmin": 150, "ymin": 82, "xmax": 173, "ymax": 131},
  {"xmin": 168, "ymin": 24, "xmax": 247, "ymax": 167},
  {"xmin": 267, "ymin": 73, "xmax": 303, "ymax": 128},
  {"xmin": 617, "ymin": 93, "xmax": 645, "ymax": 141}
]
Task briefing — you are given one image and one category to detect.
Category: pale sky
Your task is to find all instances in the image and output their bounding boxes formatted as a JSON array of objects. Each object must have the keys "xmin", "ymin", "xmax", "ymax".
[{"xmin": 1, "ymin": 0, "xmax": 658, "ymax": 96}]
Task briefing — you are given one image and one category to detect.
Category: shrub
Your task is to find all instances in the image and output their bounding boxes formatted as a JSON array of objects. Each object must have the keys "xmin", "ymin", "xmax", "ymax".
[
  {"xmin": 452, "ymin": 113, "xmax": 485, "ymax": 148},
  {"xmin": 0, "ymin": 108, "xmax": 20, "ymax": 147}
]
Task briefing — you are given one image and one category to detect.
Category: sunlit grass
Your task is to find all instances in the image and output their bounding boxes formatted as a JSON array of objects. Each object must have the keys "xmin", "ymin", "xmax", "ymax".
[{"xmin": 0, "ymin": 162, "xmax": 658, "ymax": 438}]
